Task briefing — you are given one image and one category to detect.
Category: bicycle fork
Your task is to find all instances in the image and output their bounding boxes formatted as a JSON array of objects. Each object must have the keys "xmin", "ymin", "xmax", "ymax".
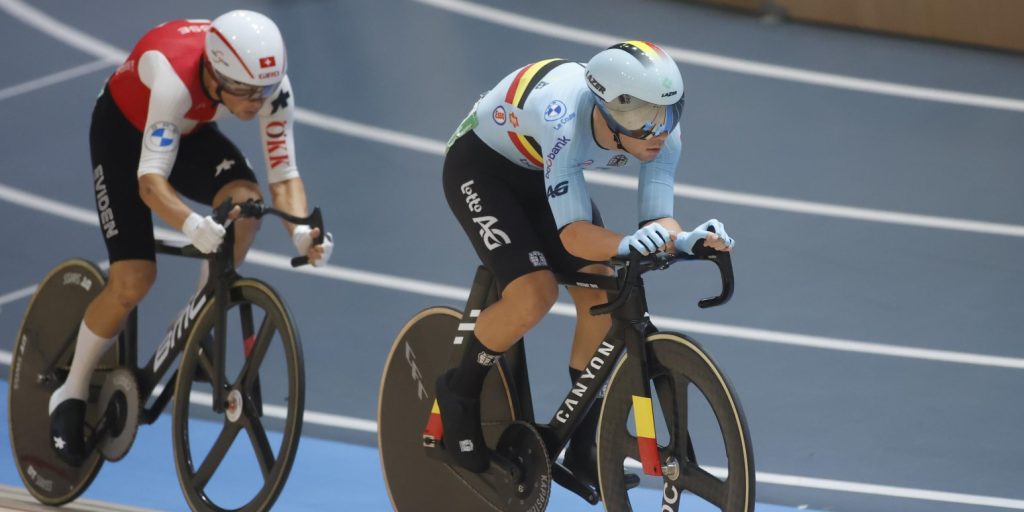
[{"xmin": 618, "ymin": 280, "xmax": 664, "ymax": 477}]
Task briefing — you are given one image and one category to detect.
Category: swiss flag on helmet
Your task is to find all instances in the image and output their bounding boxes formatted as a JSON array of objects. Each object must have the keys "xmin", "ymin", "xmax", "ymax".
[{"xmin": 259, "ymin": 56, "xmax": 276, "ymax": 69}]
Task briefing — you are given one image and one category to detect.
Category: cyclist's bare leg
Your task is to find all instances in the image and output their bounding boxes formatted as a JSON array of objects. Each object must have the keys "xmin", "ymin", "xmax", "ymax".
[
  {"xmin": 474, "ymin": 270, "xmax": 559, "ymax": 352},
  {"xmin": 564, "ymin": 263, "xmax": 623, "ymax": 490},
  {"xmin": 50, "ymin": 259, "xmax": 155, "ymax": 408},
  {"xmin": 212, "ymin": 180, "xmax": 263, "ymax": 267},
  {"xmin": 49, "ymin": 259, "xmax": 155, "ymax": 465},
  {"xmin": 566, "ymin": 263, "xmax": 613, "ymax": 370},
  {"xmin": 438, "ymin": 270, "xmax": 559, "ymax": 472}
]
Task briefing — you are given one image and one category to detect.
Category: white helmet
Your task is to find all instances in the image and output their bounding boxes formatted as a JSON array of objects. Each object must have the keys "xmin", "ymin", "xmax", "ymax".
[
  {"xmin": 585, "ymin": 41, "xmax": 684, "ymax": 139},
  {"xmin": 205, "ymin": 10, "xmax": 286, "ymax": 98}
]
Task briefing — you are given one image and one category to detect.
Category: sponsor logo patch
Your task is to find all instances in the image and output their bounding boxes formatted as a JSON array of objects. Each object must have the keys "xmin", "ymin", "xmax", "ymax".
[
  {"xmin": 544, "ymin": 136, "xmax": 571, "ymax": 177},
  {"xmin": 215, "ymin": 158, "xmax": 235, "ymax": 177},
  {"xmin": 546, "ymin": 180, "xmax": 568, "ymax": 198},
  {"xmin": 271, "ymin": 89, "xmax": 290, "ymax": 115},
  {"xmin": 544, "ymin": 100, "xmax": 567, "ymax": 121},
  {"xmin": 144, "ymin": 122, "xmax": 179, "ymax": 153},
  {"xmin": 460, "ymin": 180, "xmax": 483, "ymax": 212},
  {"xmin": 553, "ymin": 111, "xmax": 577, "ymax": 131},
  {"xmin": 473, "ymin": 216, "xmax": 511, "ymax": 250},
  {"xmin": 93, "ymin": 165, "xmax": 118, "ymax": 239},
  {"xmin": 607, "ymin": 154, "xmax": 629, "ymax": 167},
  {"xmin": 492, "ymin": 105, "xmax": 507, "ymax": 125},
  {"xmin": 264, "ymin": 120, "xmax": 290, "ymax": 169},
  {"xmin": 476, "ymin": 351, "xmax": 499, "ymax": 366},
  {"xmin": 528, "ymin": 251, "xmax": 548, "ymax": 267}
]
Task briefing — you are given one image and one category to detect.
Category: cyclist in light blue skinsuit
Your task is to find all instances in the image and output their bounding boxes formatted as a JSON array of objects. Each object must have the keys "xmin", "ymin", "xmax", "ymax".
[{"xmin": 438, "ymin": 40, "xmax": 735, "ymax": 492}]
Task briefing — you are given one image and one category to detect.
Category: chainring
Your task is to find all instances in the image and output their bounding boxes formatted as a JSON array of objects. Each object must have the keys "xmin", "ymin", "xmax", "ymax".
[
  {"xmin": 492, "ymin": 421, "xmax": 552, "ymax": 512},
  {"xmin": 97, "ymin": 368, "xmax": 139, "ymax": 462}
]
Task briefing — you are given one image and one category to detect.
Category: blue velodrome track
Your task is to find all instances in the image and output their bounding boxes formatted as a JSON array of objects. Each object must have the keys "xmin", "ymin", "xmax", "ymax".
[{"xmin": 2, "ymin": 0, "xmax": 1023, "ymax": 510}]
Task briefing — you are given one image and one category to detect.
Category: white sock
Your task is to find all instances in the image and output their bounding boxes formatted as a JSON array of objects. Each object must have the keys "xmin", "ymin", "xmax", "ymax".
[{"xmin": 48, "ymin": 320, "xmax": 116, "ymax": 414}]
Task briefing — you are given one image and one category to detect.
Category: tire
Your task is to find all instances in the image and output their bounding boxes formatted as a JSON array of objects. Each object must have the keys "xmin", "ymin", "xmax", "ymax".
[
  {"xmin": 172, "ymin": 279, "xmax": 304, "ymax": 512},
  {"xmin": 598, "ymin": 332, "xmax": 755, "ymax": 512},
  {"xmin": 378, "ymin": 307, "xmax": 517, "ymax": 512},
  {"xmin": 8, "ymin": 259, "xmax": 118, "ymax": 505}
]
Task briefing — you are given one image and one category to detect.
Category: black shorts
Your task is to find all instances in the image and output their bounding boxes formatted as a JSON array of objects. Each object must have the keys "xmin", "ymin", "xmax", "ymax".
[
  {"xmin": 89, "ymin": 86, "xmax": 258, "ymax": 262},
  {"xmin": 443, "ymin": 130, "xmax": 604, "ymax": 291}
]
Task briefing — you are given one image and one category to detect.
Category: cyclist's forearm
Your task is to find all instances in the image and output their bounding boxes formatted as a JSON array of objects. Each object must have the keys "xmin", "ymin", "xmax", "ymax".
[
  {"xmin": 138, "ymin": 173, "xmax": 193, "ymax": 230},
  {"xmin": 559, "ymin": 221, "xmax": 622, "ymax": 261},
  {"xmin": 268, "ymin": 177, "xmax": 309, "ymax": 233}
]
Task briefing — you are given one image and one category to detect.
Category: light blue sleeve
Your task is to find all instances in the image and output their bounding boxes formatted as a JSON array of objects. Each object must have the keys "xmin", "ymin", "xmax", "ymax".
[
  {"xmin": 543, "ymin": 120, "xmax": 592, "ymax": 229},
  {"xmin": 637, "ymin": 127, "xmax": 681, "ymax": 225}
]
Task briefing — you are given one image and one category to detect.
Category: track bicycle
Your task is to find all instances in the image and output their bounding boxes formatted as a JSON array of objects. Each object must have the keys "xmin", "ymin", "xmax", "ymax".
[
  {"xmin": 9, "ymin": 199, "xmax": 323, "ymax": 511},
  {"xmin": 379, "ymin": 241, "xmax": 755, "ymax": 511}
]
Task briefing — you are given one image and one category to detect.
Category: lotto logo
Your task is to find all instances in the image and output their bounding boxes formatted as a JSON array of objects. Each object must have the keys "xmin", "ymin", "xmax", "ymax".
[
  {"xmin": 460, "ymin": 180, "xmax": 482, "ymax": 212},
  {"xmin": 473, "ymin": 215, "xmax": 510, "ymax": 250}
]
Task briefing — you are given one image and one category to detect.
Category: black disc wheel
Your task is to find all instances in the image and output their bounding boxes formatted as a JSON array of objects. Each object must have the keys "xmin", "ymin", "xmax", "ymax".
[
  {"xmin": 378, "ymin": 307, "xmax": 517, "ymax": 512},
  {"xmin": 8, "ymin": 259, "xmax": 117, "ymax": 505},
  {"xmin": 598, "ymin": 332, "xmax": 755, "ymax": 512},
  {"xmin": 172, "ymin": 279, "xmax": 304, "ymax": 512}
]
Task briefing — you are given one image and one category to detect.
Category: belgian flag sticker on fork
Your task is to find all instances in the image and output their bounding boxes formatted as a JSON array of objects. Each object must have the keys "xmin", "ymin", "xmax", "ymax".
[
  {"xmin": 632, "ymin": 395, "xmax": 663, "ymax": 476},
  {"xmin": 423, "ymin": 399, "xmax": 444, "ymax": 445}
]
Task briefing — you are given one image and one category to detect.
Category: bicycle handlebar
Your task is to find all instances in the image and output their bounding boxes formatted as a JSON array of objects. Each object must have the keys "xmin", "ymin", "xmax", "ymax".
[
  {"xmin": 589, "ymin": 239, "xmax": 734, "ymax": 316},
  {"xmin": 209, "ymin": 198, "xmax": 326, "ymax": 267}
]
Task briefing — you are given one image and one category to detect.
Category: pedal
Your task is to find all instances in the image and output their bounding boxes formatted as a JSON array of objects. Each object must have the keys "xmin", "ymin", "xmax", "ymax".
[
  {"xmin": 552, "ymin": 462, "xmax": 600, "ymax": 505},
  {"xmin": 192, "ymin": 334, "xmax": 214, "ymax": 383},
  {"xmin": 96, "ymin": 368, "xmax": 139, "ymax": 462}
]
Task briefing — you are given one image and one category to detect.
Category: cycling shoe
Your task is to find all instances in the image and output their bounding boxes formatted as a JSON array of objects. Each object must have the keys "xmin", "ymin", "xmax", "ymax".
[
  {"xmin": 564, "ymin": 437, "xmax": 641, "ymax": 495},
  {"xmin": 434, "ymin": 369, "xmax": 489, "ymax": 473},
  {"xmin": 49, "ymin": 398, "xmax": 88, "ymax": 467}
]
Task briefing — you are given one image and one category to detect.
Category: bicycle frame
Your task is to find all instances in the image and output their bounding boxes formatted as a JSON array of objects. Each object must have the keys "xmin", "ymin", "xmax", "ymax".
[
  {"xmin": 121, "ymin": 224, "xmax": 240, "ymax": 424},
  {"xmin": 117, "ymin": 199, "xmax": 324, "ymax": 424},
  {"xmin": 449, "ymin": 248, "xmax": 733, "ymax": 488}
]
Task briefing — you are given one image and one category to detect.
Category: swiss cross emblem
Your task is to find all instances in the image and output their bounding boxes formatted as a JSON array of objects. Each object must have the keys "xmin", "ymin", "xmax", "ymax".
[{"xmin": 259, "ymin": 56, "xmax": 276, "ymax": 69}]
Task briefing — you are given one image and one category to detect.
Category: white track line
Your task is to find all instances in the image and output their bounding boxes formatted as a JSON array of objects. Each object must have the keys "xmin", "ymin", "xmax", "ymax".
[
  {"xmin": 4, "ymin": 3, "xmax": 1023, "ymax": 508},
  {"xmin": 0, "ymin": 483, "xmax": 162, "ymax": 512},
  {"xmin": 0, "ymin": 0, "xmax": 125, "ymax": 62},
  {"xmin": 0, "ymin": 285, "xmax": 36, "ymax": 307},
  {"xmin": 0, "ymin": 362, "xmax": 1020, "ymax": 509},
  {"xmin": 2, "ymin": 0, "xmax": 1023, "ymax": 238},
  {"xmin": 0, "ymin": 58, "xmax": 113, "ymax": 102},
  {"xmin": 414, "ymin": 0, "xmax": 1024, "ymax": 112},
  {"xmin": 2, "ymin": 181, "xmax": 1022, "ymax": 370},
  {"xmin": 7, "ymin": 0, "xmax": 1024, "ymax": 113}
]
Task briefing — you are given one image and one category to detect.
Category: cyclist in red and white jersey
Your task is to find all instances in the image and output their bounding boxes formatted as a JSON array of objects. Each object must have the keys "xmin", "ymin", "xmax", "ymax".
[
  {"xmin": 437, "ymin": 41, "xmax": 735, "ymax": 490},
  {"xmin": 49, "ymin": 10, "xmax": 334, "ymax": 466}
]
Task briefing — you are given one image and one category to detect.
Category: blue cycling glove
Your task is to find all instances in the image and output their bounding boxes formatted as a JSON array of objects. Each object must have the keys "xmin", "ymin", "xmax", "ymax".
[
  {"xmin": 675, "ymin": 219, "xmax": 735, "ymax": 255},
  {"xmin": 618, "ymin": 222, "xmax": 672, "ymax": 256}
]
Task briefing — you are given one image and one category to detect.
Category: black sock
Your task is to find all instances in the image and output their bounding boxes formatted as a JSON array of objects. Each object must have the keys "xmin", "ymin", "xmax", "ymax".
[
  {"xmin": 449, "ymin": 336, "xmax": 501, "ymax": 399},
  {"xmin": 568, "ymin": 367, "xmax": 601, "ymax": 456}
]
